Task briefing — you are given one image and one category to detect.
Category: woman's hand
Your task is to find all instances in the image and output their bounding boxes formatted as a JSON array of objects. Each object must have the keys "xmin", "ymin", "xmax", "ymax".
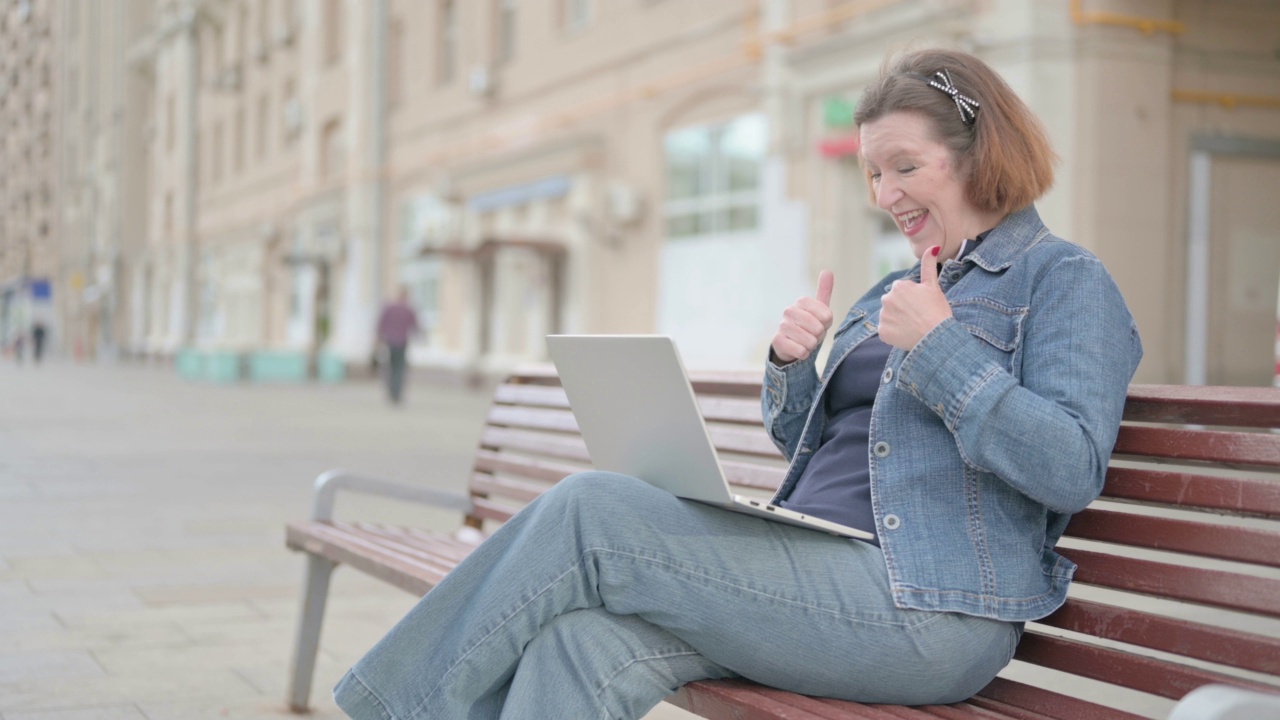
[
  {"xmin": 771, "ymin": 271, "xmax": 835, "ymax": 364},
  {"xmin": 880, "ymin": 246, "xmax": 953, "ymax": 351}
]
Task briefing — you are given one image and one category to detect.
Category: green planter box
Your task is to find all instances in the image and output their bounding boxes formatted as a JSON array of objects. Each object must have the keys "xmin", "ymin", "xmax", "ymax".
[
  {"xmin": 176, "ymin": 349, "xmax": 204, "ymax": 381},
  {"xmin": 317, "ymin": 352, "xmax": 346, "ymax": 383},
  {"xmin": 248, "ymin": 351, "xmax": 309, "ymax": 383},
  {"xmin": 203, "ymin": 351, "xmax": 243, "ymax": 383}
]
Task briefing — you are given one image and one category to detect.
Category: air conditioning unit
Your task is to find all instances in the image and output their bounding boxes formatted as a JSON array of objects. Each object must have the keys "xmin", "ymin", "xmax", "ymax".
[
  {"xmin": 283, "ymin": 99, "xmax": 303, "ymax": 135},
  {"xmin": 468, "ymin": 65, "xmax": 494, "ymax": 98}
]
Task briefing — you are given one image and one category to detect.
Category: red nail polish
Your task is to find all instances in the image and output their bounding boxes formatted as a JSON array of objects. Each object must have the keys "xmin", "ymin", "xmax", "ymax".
[{"xmin": 931, "ymin": 246, "xmax": 941, "ymax": 256}]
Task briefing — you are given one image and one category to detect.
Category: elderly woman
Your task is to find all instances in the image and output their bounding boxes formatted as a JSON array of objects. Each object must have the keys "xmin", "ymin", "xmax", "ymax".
[{"xmin": 334, "ymin": 48, "xmax": 1142, "ymax": 720}]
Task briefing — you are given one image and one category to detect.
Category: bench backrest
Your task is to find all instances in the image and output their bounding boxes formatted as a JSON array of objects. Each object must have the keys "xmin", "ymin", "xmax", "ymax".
[{"xmin": 470, "ymin": 367, "xmax": 1280, "ymax": 710}]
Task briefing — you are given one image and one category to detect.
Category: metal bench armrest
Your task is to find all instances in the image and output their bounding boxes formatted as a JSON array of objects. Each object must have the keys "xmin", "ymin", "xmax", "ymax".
[
  {"xmin": 310, "ymin": 468, "xmax": 473, "ymax": 521},
  {"xmin": 1168, "ymin": 684, "xmax": 1280, "ymax": 720}
]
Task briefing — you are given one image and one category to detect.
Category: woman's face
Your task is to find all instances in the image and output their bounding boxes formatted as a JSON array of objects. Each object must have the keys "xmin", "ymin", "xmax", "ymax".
[{"xmin": 860, "ymin": 111, "xmax": 999, "ymax": 262}]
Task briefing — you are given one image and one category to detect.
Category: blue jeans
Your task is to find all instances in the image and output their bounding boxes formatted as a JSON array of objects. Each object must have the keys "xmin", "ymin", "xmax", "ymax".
[
  {"xmin": 334, "ymin": 472, "xmax": 1019, "ymax": 719},
  {"xmin": 385, "ymin": 344, "xmax": 407, "ymax": 403}
]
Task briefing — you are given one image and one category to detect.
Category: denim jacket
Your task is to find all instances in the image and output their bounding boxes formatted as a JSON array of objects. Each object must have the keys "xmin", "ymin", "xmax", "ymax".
[{"xmin": 762, "ymin": 205, "xmax": 1142, "ymax": 621}]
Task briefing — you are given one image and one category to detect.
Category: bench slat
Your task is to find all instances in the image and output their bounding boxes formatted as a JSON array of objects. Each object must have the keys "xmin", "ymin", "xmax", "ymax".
[
  {"xmin": 493, "ymin": 383, "xmax": 569, "ymax": 409},
  {"xmin": 471, "ymin": 473, "xmax": 554, "ymax": 505},
  {"xmin": 1065, "ymin": 508, "xmax": 1280, "ymax": 567},
  {"xmin": 471, "ymin": 497, "xmax": 518, "ymax": 524},
  {"xmin": 350, "ymin": 523, "xmax": 481, "ymax": 565},
  {"xmin": 1102, "ymin": 466, "xmax": 1280, "ymax": 517},
  {"xmin": 708, "ymin": 425, "xmax": 786, "ymax": 458},
  {"xmin": 1039, "ymin": 598, "xmax": 1280, "ymax": 675},
  {"xmin": 721, "ymin": 459, "xmax": 787, "ymax": 491},
  {"xmin": 1015, "ymin": 631, "xmax": 1280, "ymax": 701},
  {"xmin": 487, "ymin": 405, "xmax": 579, "ymax": 433},
  {"xmin": 1113, "ymin": 426, "xmax": 1280, "ymax": 468},
  {"xmin": 1123, "ymin": 385, "xmax": 1280, "ymax": 428},
  {"xmin": 286, "ymin": 521, "xmax": 440, "ymax": 595},
  {"xmin": 1060, "ymin": 547, "xmax": 1280, "ymax": 617},
  {"xmin": 481, "ymin": 427, "xmax": 591, "ymax": 462},
  {"xmin": 671, "ymin": 680, "xmax": 883, "ymax": 720},
  {"xmin": 973, "ymin": 678, "xmax": 1146, "ymax": 720},
  {"xmin": 474, "ymin": 449, "xmax": 583, "ymax": 484},
  {"xmin": 331, "ymin": 522, "xmax": 463, "ymax": 576}
]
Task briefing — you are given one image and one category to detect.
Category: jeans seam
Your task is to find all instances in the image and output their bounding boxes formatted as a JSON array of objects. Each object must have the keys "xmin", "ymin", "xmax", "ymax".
[
  {"xmin": 595, "ymin": 649, "xmax": 704, "ymax": 719},
  {"xmin": 342, "ymin": 670, "xmax": 398, "ymax": 720},
  {"xmin": 593, "ymin": 547, "xmax": 923, "ymax": 628},
  {"xmin": 414, "ymin": 561, "xmax": 584, "ymax": 717}
]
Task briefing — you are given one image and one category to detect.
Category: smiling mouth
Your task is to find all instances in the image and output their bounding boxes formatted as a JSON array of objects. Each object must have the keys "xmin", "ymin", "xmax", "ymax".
[{"xmin": 897, "ymin": 209, "xmax": 928, "ymax": 231}]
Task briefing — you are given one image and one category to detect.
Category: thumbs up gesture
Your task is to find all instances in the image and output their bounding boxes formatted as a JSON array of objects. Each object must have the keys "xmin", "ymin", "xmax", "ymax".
[
  {"xmin": 771, "ymin": 271, "xmax": 835, "ymax": 364},
  {"xmin": 879, "ymin": 246, "xmax": 954, "ymax": 351}
]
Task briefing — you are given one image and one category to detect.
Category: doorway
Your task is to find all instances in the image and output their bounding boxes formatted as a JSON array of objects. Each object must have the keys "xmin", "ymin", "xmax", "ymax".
[{"xmin": 1185, "ymin": 137, "xmax": 1280, "ymax": 387}]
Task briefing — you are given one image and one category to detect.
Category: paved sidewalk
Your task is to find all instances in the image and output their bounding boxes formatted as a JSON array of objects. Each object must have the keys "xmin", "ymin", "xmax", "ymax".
[{"xmin": 0, "ymin": 360, "xmax": 693, "ymax": 719}]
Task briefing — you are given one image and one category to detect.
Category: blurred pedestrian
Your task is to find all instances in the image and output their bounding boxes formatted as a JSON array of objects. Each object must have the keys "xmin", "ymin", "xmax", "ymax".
[
  {"xmin": 31, "ymin": 321, "xmax": 46, "ymax": 364},
  {"xmin": 375, "ymin": 286, "xmax": 420, "ymax": 405}
]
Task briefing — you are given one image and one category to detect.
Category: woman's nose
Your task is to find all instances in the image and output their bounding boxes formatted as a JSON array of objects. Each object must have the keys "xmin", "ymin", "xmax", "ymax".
[{"xmin": 875, "ymin": 178, "xmax": 900, "ymax": 210}]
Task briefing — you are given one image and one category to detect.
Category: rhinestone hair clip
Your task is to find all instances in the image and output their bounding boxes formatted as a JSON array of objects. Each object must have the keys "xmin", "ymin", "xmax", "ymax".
[{"xmin": 928, "ymin": 69, "xmax": 980, "ymax": 126}]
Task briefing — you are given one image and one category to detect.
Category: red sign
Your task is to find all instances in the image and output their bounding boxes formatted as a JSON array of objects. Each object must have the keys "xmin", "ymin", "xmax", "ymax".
[{"xmin": 817, "ymin": 133, "xmax": 861, "ymax": 158}]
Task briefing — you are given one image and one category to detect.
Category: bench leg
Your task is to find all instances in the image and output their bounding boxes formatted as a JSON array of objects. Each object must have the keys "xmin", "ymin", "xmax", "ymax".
[{"xmin": 287, "ymin": 554, "xmax": 336, "ymax": 713}]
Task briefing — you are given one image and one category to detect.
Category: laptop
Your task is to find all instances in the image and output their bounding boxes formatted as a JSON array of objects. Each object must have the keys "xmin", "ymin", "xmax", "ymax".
[{"xmin": 546, "ymin": 335, "xmax": 874, "ymax": 540}]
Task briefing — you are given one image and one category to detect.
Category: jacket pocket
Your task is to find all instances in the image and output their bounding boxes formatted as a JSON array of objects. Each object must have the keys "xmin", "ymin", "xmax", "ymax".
[{"xmin": 951, "ymin": 300, "xmax": 1027, "ymax": 371}]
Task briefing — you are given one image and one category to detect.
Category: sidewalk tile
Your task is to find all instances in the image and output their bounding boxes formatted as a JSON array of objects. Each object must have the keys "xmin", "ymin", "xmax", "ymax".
[
  {"xmin": 0, "ymin": 651, "xmax": 104, "ymax": 684},
  {"xmin": 2, "ymin": 705, "xmax": 147, "ymax": 720}
]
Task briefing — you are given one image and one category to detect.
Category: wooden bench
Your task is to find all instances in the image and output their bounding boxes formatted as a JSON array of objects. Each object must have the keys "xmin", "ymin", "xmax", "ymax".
[{"xmin": 285, "ymin": 367, "xmax": 1280, "ymax": 719}]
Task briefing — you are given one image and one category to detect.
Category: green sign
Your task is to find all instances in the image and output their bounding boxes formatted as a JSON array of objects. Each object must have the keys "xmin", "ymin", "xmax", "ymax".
[{"xmin": 824, "ymin": 97, "xmax": 855, "ymax": 129}]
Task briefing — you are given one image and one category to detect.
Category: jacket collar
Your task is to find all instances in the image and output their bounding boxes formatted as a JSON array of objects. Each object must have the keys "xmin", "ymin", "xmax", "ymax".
[{"xmin": 962, "ymin": 204, "xmax": 1048, "ymax": 272}]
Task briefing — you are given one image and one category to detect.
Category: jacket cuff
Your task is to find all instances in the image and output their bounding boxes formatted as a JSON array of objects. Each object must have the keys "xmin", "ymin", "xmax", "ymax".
[
  {"xmin": 895, "ymin": 318, "xmax": 1001, "ymax": 430},
  {"xmin": 765, "ymin": 351, "xmax": 820, "ymax": 413}
]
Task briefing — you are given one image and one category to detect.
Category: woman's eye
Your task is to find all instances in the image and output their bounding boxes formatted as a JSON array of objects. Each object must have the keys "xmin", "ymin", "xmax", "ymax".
[
  {"xmin": 870, "ymin": 172, "xmax": 882, "ymax": 182},
  {"xmin": 898, "ymin": 166, "xmax": 916, "ymax": 174}
]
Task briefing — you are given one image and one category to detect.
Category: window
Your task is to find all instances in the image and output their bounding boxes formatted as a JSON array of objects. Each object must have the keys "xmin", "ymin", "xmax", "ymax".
[
  {"xmin": 495, "ymin": 0, "xmax": 516, "ymax": 64},
  {"xmin": 388, "ymin": 17, "xmax": 402, "ymax": 109},
  {"xmin": 281, "ymin": 77, "xmax": 298, "ymax": 145},
  {"xmin": 320, "ymin": 119, "xmax": 344, "ymax": 180},
  {"xmin": 234, "ymin": 108, "xmax": 245, "ymax": 173},
  {"xmin": 237, "ymin": 1, "xmax": 248, "ymax": 63},
  {"xmin": 165, "ymin": 94, "xmax": 175, "ymax": 152},
  {"xmin": 256, "ymin": 92, "xmax": 270, "ymax": 157},
  {"xmin": 324, "ymin": 0, "xmax": 342, "ymax": 66},
  {"xmin": 212, "ymin": 120, "xmax": 223, "ymax": 184},
  {"xmin": 438, "ymin": 0, "xmax": 457, "ymax": 84},
  {"xmin": 663, "ymin": 114, "xmax": 765, "ymax": 239},
  {"xmin": 259, "ymin": 0, "xmax": 272, "ymax": 52},
  {"xmin": 563, "ymin": 0, "xmax": 591, "ymax": 30}
]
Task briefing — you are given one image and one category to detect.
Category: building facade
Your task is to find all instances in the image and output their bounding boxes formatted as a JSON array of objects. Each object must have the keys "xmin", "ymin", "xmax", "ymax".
[
  {"xmin": 26, "ymin": 0, "xmax": 1280, "ymax": 385},
  {"xmin": 0, "ymin": 0, "xmax": 59, "ymax": 358}
]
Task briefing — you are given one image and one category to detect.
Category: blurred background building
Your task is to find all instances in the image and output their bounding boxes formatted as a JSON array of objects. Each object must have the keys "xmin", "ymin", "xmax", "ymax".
[{"xmin": 3, "ymin": 0, "xmax": 1279, "ymax": 384}]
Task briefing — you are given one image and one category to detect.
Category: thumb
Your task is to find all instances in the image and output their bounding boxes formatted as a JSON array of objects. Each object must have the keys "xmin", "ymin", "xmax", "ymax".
[
  {"xmin": 919, "ymin": 246, "xmax": 941, "ymax": 287},
  {"xmin": 816, "ymin": 270, "xmax": 834, "ymax": 307}
]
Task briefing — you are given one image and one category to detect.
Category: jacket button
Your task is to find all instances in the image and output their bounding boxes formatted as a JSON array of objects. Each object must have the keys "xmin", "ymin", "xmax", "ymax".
[
  {"xmin": 873, "ymin": 441, "xmax": 890, "ymax": 458},
  {"xmin": 948, "ymin": 272, "xmax": 961, "ymax": 281},
  {"xmin": 881, "ymin": 367, "xmax": 893, "ymax": 384},
  {"xmin": 884, "ymin": 514, "xmax": 901, "ymax": 530}
]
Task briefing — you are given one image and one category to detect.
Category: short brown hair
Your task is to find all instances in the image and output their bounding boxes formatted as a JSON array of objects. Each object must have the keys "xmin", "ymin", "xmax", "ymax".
[{"xmin": 854, "ymin": 48, "xmax": 1056, "ymax": 216}]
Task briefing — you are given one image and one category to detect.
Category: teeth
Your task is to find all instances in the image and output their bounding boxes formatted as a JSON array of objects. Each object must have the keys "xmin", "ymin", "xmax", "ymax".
[{"xmin": 899, "ymin": 209, "xmax": 925, "ymax": 224}]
